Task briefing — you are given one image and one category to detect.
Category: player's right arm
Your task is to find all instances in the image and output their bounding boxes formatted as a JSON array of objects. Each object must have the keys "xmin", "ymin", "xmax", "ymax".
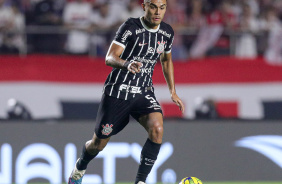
[
  {"xmin": 105, "ymin": 42, "xmax": 127, "ymax": 69},
  {"xmin": 105, "ymin": 19, "xmax": 142, "ymax": 74},
  {"xmin": 105, "ymin": 43, "xmax": 142, "ymax": 74}
]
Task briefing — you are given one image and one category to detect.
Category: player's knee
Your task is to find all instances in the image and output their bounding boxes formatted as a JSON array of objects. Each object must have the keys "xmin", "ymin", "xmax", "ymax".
[{"xmin": 150, "ymin": 121, "xmax": 163, "ymax": 138}]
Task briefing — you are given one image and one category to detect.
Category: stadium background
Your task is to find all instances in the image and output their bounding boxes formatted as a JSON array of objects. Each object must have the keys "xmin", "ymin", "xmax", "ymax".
[{"xmin": 0, "ymin": 0, "xmax": 282, "ymax": 183}]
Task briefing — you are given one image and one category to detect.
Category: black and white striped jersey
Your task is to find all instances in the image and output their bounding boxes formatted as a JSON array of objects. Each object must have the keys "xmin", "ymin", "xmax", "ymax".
[{"xmin": 103, "ymin": 17, "xmax": 174, "ymax": 100}]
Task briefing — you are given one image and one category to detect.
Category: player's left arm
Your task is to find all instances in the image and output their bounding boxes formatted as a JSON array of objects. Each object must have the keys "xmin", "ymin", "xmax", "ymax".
[{"xmin": 160, "ymin": 52, "xmax": 185, "ymax": 114}]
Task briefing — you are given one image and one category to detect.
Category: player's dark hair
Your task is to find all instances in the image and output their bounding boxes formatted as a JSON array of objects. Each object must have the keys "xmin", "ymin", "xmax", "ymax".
[{"xmin": 144, "ymin": 0, "xmax": 167, "ymax": 3}]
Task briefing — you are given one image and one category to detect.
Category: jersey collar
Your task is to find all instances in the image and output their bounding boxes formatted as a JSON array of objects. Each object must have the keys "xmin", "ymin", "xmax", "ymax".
[{"xmin": 140, "ymin": 17, "xmax": 160, "ymax": 33}]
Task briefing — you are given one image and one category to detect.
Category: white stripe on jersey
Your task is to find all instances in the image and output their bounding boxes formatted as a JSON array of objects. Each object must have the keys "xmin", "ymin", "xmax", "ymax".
[
  {"xmin": 140, "ymin": 32, "xmax": 156, "ymax": 87},
  {"xmin": 146, "ymin": 32, "xmax": 151, "ymax": 55},
  {"xmin": 140, "ymin": 33, "xmax": 157, "ymax": 86},
  {"xmin": 147, "ymin": 35, "xmax": 163, "ymax": 86},
  {"xmin": 125, "ymin": 80, "xmax": 131, "ymax": 100},
  {"xmin": 125, "ymin": 33, "xmax": 146, "ymax": 98},
  {"xmin": 141, "ymin": 32, "xmax": 151, "ymax": 77},
  {"xmin": 141, "ymin": 62, "xmax": 149, "ymax": 77},
  {"xmin": 122, "ymin": 37, "xmax": 140, "ymax": 82},
  {"xmin": 147, "ymin": 62, "xmax": 157, "ymax": 86},
  {"xmin": 128, "ymin": 37, "xmax": 139, "ymax": 58},
  {"xmin": 109, "ymin": 70, "xmax": 121, "ymax": 96},
  {"xmin": 142, "ymin": 75, "xmax": 147, "ymax": 87},
  {"xmin": 133, "ymin": 74, "xmax": 141, "ymax": 98},
  {"xmin": 139, "ymin": 32, "xmax": 153, "ymax": 88},
  {"xmin": 150, "ymin": 33, "xmax": 158, "ymax": 59},
  {"xmin": 147, "ymin": 73, "xmax": 152, "ymax": 86},
  {"xmin": 136, "ymin": 77, "xmax": 140, "ymax": 86},
  {"xmin": 115, "ymin": 37, "xmax": 140, "ymax": 98},
  {"xmin": 123, "ymin": 72, "xmax": 129, "ymax": 83},
  {"xmin": 138, "ymin": 33, "xmax": 145, "ymax": 56},
  {"xmin": 103, "ymin": 70, "xmax": 113, "ymax": 93}
]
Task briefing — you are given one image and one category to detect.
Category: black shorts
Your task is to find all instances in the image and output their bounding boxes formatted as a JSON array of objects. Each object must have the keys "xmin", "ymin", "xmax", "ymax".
[{"xmin": 94, "ymin": 91, "xmax": 163, "ymax": 139}]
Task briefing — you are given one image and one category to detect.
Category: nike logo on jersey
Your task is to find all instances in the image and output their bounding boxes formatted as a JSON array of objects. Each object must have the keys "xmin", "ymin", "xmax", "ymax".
[{"xmin": 139, "ymin": 43, "xmax": 148, "ymax": 46}]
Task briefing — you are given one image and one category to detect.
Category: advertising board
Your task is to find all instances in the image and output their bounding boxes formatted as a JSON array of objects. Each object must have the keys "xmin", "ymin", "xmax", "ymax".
[{"xmin": 0, "ymin": 121, "xmax": 282, "ymax": 183}]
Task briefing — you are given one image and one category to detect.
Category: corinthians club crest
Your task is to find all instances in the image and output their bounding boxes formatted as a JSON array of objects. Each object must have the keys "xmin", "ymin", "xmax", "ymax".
[
  {"xmin": 157, "ymin": 41, "xmax": 166, "ymax": 54},
  {"xmin": 101, "ymin": 124, "xmax": 113, "ymax": 135}
]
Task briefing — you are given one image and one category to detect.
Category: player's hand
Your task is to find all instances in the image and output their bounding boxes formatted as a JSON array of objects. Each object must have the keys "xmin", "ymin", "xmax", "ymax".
[
  {"xmin": 127, "ymin": 61, "xmax": 143, "ymax": 74},
  {"xmin": 171, "ymin": 93, "xmax": 185, "ymax": 114}
]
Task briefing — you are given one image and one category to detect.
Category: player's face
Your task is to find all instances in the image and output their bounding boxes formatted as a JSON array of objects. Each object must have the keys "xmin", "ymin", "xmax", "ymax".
[{"xmin": 142, "ymin": 0, "xmax": 167, "ymax": 29}]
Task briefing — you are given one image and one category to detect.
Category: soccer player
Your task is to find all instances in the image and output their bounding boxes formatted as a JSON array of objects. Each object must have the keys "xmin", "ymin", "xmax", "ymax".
[{"xmin": 68, "ymin": 0, "xmax": 185, "ymax": 184}]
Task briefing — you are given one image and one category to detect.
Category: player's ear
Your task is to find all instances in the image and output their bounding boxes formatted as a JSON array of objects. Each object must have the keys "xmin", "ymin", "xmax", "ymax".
[{"xmin": 141, "ymin": 3, "xmax": 145, "ymax": 11}]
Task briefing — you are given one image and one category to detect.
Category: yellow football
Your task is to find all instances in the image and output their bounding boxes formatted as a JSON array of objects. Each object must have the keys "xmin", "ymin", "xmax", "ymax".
[{"xmin": 179, "ymin": 176, "xmax": 203, "ymax": 184}]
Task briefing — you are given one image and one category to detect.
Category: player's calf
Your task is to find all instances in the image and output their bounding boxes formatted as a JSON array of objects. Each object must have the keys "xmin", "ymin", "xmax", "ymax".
[
  {"xmin": 135, "ymin": 138, "xmax": 161, "ymax": 184},
  {"xmin": 76, "ymin": 142, "xmax": 98, "ymax": 170}
]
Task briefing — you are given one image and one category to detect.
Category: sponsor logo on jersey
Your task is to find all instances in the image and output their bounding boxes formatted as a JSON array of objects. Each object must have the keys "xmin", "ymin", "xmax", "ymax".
[
  {"xmin": 158, "ymin": 29, "xmax": 171, "ymax": 38},
  {"xmin": 140, "ymin": 67, "xmax": 152, "ymax": 74},
  {"xmin": 101, "ymin": 124, "xmax": 113, "ymax": 135},
  {"xmin": 133, "ymin": 56, "xmax": 156, "ymax": 64},
  {"xmin": 119, "ymin": 84, "xmax": 142, "ymax": 94},
  {"xmin": 121, "ymin": 30, "xmax": 132, "ymax": 43},
  {"xmin": 136, "ymin": 28, "xmax": 145, "ymax": 35},
  {"xmin": 157, "ymin": 41, "xmax": 166, "ymax": 54}
]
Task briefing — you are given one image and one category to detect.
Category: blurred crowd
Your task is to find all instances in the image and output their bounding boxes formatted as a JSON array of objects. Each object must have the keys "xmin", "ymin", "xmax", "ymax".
[{"xmin": 0, "ymin": 0, "xmax": 281, "ymax": 64}]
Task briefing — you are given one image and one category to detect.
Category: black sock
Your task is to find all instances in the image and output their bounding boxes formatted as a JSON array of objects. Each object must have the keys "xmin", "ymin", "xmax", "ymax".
[
  {"xmin": 135, "ymin": 138, "xmax": 161, "ymax": 184},
  {"xmin": 76, "ymin": 144, "xmax": 98, "ymax": 170}
]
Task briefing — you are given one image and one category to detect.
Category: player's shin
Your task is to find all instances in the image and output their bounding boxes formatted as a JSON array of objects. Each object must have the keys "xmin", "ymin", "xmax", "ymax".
[
  {"xmin": 135, "ymin": 138, "xmax": 161, "ymax": 184},
  {"xmin": 76, "ymin": 144, "xmax": 98, "ymax": 170}
]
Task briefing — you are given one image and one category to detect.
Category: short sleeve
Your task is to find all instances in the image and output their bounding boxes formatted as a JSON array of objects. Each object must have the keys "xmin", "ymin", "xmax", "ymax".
[
  {"xmin": 113, "ymin": 19, "xmax": 134, "ymax": 48},
  {"xmin": 164, "ymin": 28, "xmax": 174, "ymax": 54}
]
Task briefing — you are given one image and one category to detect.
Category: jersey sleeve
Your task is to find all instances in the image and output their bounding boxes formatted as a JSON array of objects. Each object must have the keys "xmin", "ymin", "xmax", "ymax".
[
  {"xmin": 164, "ymin": 27, "xmax": 174, "ymax": 54},
  {"xmin": 113, "ymin": 19, "xmax": 134, "ymax": 49}
]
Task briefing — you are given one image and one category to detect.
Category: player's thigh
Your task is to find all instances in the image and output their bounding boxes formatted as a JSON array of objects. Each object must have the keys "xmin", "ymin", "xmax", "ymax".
[
  {"xmin": 130, "ymin": 91, "xmax": 163, "ymax": 122},
  {"xmin": 95, "ymin": 94, "xmax": 131, "ymax": 139}
]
